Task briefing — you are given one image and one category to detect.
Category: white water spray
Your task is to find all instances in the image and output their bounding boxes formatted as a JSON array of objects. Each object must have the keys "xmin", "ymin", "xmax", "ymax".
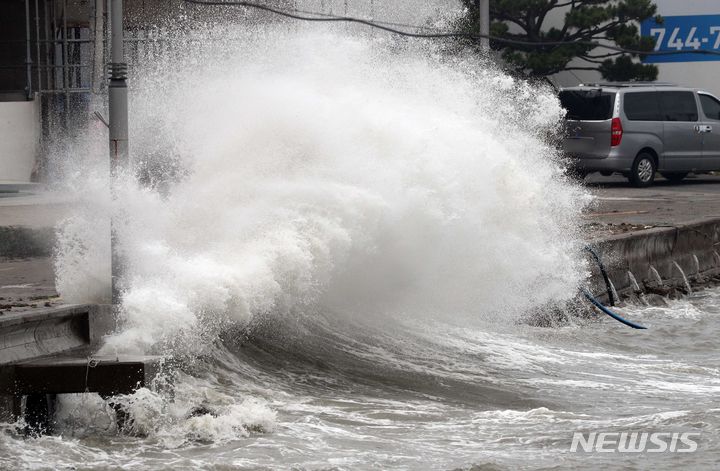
[
  {"xmin": 52, "ymin": 25, "xmax": 588, "ymax": 355},
  {"xmin": 672, "ymin": 261, "xmax": 692, "ymax": 294}
]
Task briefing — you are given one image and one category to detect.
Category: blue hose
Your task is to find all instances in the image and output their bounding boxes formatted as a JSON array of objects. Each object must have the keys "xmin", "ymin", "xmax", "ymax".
[
  {"xmin": 583, "ymin": 245, "xmax": 615, "ymax": 306},
  {"xmin": 581, "ymin": 288, "xmax": 647, "ymax": 330}
]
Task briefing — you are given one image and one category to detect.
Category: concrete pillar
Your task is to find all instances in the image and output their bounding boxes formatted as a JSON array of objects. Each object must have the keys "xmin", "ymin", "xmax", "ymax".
[{"xmin": 23, "ymin": 394, "xmax": 57, "ymax": 436}]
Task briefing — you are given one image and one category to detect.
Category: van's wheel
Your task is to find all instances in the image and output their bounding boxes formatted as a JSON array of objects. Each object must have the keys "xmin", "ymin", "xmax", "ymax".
[
  {"xmin": 629, "ymin": 153, "xmax": 656, "ymax": 187},
  {"xmin": 660, "ymin": 172, "xmax": 688, "ymax": 183}
]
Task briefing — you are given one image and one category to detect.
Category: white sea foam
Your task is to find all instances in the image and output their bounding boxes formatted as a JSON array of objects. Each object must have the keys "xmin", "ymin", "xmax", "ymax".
[{"xmin": 50, "ymin": 376, "xmax": 277, "ymax": 447}]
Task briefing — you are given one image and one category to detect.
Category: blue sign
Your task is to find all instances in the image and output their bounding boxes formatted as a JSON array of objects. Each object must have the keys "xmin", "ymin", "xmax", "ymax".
[{"xmin": 641, "ymin": 14, "xmax": 720, "ymax": 63}]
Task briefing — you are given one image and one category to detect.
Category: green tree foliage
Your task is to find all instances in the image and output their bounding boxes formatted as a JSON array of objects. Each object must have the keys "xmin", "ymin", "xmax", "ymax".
[{"xmin": 456, "ymin": 0, "xmax": 661, "ymax": 81}]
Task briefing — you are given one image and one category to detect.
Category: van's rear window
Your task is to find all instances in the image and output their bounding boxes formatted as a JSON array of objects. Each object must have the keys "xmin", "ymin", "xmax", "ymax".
[{"xmin": 559, "ymin": 90, "xmax": 615, "ymax": 120}]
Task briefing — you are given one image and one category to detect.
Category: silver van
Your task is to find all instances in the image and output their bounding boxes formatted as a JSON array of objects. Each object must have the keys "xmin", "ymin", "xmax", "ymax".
[{"xmin": 559, "ymin": 83, "xmax": 720, "ymax": 187}]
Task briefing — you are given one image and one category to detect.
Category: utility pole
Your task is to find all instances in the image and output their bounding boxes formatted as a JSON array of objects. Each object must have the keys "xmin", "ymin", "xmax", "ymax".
[
  {"xmin": 477, "ymin": 0, "xmax": 490, "ymax": 51},
  {"xmin": 108, "ymin": 0, "xmax": 128, "ymax": 305}
]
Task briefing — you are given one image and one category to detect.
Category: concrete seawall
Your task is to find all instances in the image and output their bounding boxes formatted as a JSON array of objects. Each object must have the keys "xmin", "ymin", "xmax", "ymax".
[{"xmin": 589, "ymin": 218, "xmax": 720, "ymax": 300}]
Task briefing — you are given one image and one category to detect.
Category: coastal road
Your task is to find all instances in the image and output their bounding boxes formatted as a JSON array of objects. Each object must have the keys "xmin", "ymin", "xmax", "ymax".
[{"xmin": 583, "ymin": 173, "xmax": 720, "ymax": 237}]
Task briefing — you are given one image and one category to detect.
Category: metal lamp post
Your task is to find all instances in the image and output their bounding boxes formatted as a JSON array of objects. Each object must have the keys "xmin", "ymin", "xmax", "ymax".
[{"xmin": 108, "ymin": 0, "xmax": 128, "ymax": 305}]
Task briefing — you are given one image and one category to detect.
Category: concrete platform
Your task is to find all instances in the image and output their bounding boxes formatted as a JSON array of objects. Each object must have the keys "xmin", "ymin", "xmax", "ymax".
[
  {"xmin": 2, "ymin": 351, "xmax": 162, "ymax": 396},
  {"xmin": 0, "ymin": 303, "xmax": 161, "ymax": 430},
  {"xmin": 0, "ymin": 350, "xmax": 162, "ymax": 433}
]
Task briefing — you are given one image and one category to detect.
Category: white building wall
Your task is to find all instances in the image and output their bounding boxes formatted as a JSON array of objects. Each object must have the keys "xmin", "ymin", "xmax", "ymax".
[{"xmin": 0, "ymin": 98, "xmax": 40, "ymax": 183}]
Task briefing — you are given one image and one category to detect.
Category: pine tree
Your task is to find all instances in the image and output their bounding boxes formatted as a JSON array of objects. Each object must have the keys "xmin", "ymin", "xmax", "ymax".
[{"xmin": 457, "ymin": 0, "xmax": 661, "ymax": 81}]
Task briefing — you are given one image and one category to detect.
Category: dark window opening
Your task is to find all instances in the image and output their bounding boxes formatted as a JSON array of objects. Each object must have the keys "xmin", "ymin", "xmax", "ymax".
[
  {"xmin": 559, "ymin": 90, "xmax": 615, "ymax": 121},
  {"xmin": 658, "ymin": 91, "xmax": 698, "ymax": 122},
  {"xmin": 624, "ymin": 92, "xmax": 662, "ymax": 121},
  {"xmin": 0, "ymin": 0, "xmax": 28, "ymax": 99},
  {"xmin": 699, "ymin": 94, "xmax": 720, "ymax": 121}
]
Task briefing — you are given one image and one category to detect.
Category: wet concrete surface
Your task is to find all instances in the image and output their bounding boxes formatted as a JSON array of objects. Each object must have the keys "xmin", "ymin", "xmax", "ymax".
[
  {"xmin": 583, "ymin": 173, "xmax": 720, "ymax": 238},
  {"xmin": 0, "ymin": 190, "xmax": 68, "ymax": 314},
  {"xmin": 0, "ymin": 190, "xmax": 73, "ymax": 228},
  {"xmin": 0, "ymin": 257, "xmax": 58, "ymax": 314}
]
